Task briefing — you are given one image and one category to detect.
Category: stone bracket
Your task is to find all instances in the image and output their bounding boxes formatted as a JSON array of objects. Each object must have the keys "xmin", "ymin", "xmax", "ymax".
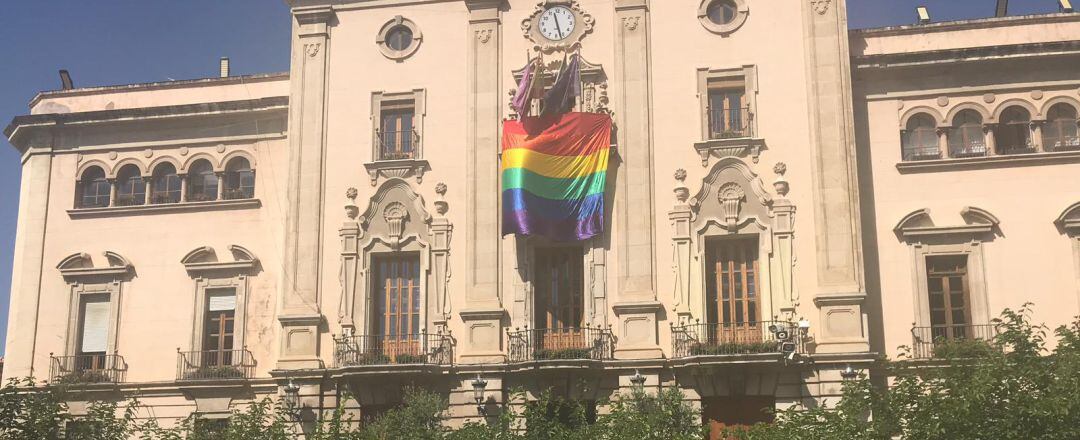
[
  {"xmin": 693, "ymin": 138, "xmax": 766, "ymax": 167},
  {"xmin": 363, "ymin": 159, "xmax": 429, "ymax": 187}
]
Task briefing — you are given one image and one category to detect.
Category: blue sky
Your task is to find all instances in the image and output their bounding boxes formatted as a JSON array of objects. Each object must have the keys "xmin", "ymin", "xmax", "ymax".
[{"xmin": 0, "ymin": 0, "xmax": 1064, "ymax": 355}]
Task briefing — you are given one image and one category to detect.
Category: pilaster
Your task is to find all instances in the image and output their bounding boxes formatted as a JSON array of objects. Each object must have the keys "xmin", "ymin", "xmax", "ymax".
[
  {"xmin": 614, "ymin": 0, "xmax": 656, "ymax": 301},
  {"xmin": 669, "ymin": 170, "xmax": 692, "ymax": 323},
  {"xmin": 278, "ymin": 5, "xmax": 334, "ymax": 369},
  {"xmin": 2, "ymin": 142, "xmax": 53, "ymax": 380},
  {"xmin": 801, "ymin": 0, "xmax": 868, "ymax": 353},
  {"xmin": 461, "ymin": 0, "xmax": 506, "ymax": 363}
]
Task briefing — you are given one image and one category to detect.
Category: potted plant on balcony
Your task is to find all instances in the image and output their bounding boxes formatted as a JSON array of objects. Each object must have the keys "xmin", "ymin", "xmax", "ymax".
[{"xmin": 185, "ymin": 365, "xmax": 245, "ymax": 380}]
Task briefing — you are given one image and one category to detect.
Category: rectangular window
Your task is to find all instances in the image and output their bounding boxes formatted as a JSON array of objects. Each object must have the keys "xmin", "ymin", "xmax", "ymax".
[
  {"xmin": 534, "ymin": 246, "xmax": 585, "ymax": 351},
  {"xmin": 77, "ymin": 293, "xmax": 110, "ymax": 371},
  {"xmin": 702, "ymin": 396, "xmax": 775, "ymax": 440},
  {"xmin": 204, "ymin": 288, "xmax": 236, "ymax": 366},
  {"xmin": 705, "ymin": 238, "xmax": 760, "ymax": 343},
  {"xmin": 373, "ymin": 254, "xmax": 422, "ymax": 361},
  {"xmin": 379, "ymin": 103, "xmax": 416, "ymax": 160},
  {"xmin": 926, "ymin": 255, "xmax": 971, "ymax": 341},
  {"xmin": 707, "ymin": 80, "xmax": 748, "ymax": 139}
]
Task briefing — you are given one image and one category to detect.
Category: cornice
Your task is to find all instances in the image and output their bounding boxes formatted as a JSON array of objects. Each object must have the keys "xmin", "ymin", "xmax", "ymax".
[
  {"xmin": 850, "ymin": 12, "xmax": 1080, "ymax": 37},
  {"xmin": 853, "ymin": 40, "xmax": 1080, "ymax": 71}
]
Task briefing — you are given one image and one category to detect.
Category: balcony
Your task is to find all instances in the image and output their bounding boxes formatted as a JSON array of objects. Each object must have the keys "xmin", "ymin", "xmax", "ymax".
[
  {"xmin": 334, "ymin": 333, "xmax": 453, "ymax": 368},
  {"xmin": 708, "ymin": 107, "xmax": 753, "ymax": 140},
  {"xmin": 910, "ymin": 324, "xmax": 998, "ymax": 359},
  {"xmin": 902, "ymin": 146, "xmax": 943, "ymax": 161},
  {"xmin": 176, "ymin": 349, "xmax": 255, "ymax": 381},
  {"xmin": 671, "ymin": 321, "xmax": 801, "ymax": 359},
  {"xmin": 50, "ymin": 354, "xmax": 126, "ymax": 385},
  {"xmin": 507, "ymin": 327, "xmax": 615, "ymax": 363},
  {"xmin": 376, "ymin": 129, "xmax": 420, "ymax": 161}
]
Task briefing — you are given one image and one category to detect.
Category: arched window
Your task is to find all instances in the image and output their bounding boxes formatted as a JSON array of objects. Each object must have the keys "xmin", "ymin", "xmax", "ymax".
[
  {"xmin": 1043, "ymin": 103, "xmax": 1079, "ymax": 152},
  {"xmin": 114, "ymin": 165, "xmax": 145, "ymax": 207},
  {"xmin": 995, "ymin": 106, "xmax": 1033, "ymax": 154},
  {"xmin": 223, "ymin": 157, "xmax": 255, "ymax": 200},
  {"xmin": 151, "ymin": 163, "xmax": 181, "ymax": 204},
  {"xmin": 948, "ymin": 110, "xmax": 987, "ymax": 158},
  {"xmin": 77, "ymin": 166, "xmax": 111, "ymax": 208},
  {"xmin": 186, "ymin": 160, "xmax": 218, "ymax": 202},
  {"xmin": 902, "ymin": 113, "xmax": 940, "ymax": 161}
]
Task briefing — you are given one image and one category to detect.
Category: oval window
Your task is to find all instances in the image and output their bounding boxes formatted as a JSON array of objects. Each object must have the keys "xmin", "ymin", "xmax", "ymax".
[
  {"xmin": 386, "ymin": 26, "xmax": 413, "ymax": 52},
  {"xmin": 706, "ymin": 0, "xmax": 738, "ymax": 25}
]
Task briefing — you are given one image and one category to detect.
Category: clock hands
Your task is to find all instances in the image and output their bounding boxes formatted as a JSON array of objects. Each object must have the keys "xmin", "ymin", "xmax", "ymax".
[{"xmin": 553, "ymin": 12, "xmax": 566, "ymax": 39}]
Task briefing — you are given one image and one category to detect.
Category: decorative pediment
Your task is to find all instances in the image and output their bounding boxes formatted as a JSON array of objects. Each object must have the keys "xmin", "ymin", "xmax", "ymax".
[
  {"xmin": 182, "ymin": 245, "xmax": 259, "ymax": 274},
  {"xmin": 895, "ymin": 207, "xmax": 1000, "ymax": 241},
  {"xmin": 1057, "ymin": 202, "xmax": 1080, "ymax": 233},
  {"xmin": 689, "ymin": 158, "xmax": 772, "ymax": 235},
  {"xmin": 359, "ymin": 178, "xmax": 433, "ymax": 250},
  {"xmin": 57, "ymin": 251, "xmax": 132, "ymax": 278},
  {"xmin": 509, "ymin": 56, "xmax": 609, "ymax": 117}
]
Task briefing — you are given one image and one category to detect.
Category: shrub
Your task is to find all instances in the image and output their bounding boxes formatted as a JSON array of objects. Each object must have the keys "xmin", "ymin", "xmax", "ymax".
[{"xmin": 533, "ymin": 348, "xmax": 593, "ymax": 360}]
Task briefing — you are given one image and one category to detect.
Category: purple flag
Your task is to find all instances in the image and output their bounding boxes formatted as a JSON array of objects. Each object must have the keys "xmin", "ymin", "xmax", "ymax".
[
  {"xmin": 541, "ymin": 55, "xmax": 581, "ymax": 116},
  {"xmin": 511, "ymin": 60, "xmax": 537, "ymax": 117}
]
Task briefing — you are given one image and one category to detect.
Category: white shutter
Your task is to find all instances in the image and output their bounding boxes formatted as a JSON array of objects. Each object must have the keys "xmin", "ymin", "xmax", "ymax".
[
  {"xmin": 208, "ymin": 291, "xmax": 237, "ymax": 312},
  {"xmin": 80, "ymin": 295, "xmax": 110, "ymax": 353}
]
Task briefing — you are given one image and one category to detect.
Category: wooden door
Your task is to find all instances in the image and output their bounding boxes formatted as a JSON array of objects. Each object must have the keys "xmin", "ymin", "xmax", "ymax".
[
  {"xmin": 926, "ymin": 255, "xmax": 971, "ymax": 341},
  {"xmin": 706, "ymin": 238, "xmax": 761, "ymax": 344},
  {"xmin": 534, "ymin": 247, "xmax": 585, "ymax": 349},
  {"xmin": 374, "ymin": 254, "xmax": 422, "ymax": 361},
  {"xmin": 702, "ymin": 396, "xmax": 775, "ymax": 440}
]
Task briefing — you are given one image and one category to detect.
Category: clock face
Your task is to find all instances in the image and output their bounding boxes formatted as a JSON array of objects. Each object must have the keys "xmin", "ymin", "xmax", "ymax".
[{"xmin": 538, "ymin": 6, "xmax": 576, "ymax": 41}]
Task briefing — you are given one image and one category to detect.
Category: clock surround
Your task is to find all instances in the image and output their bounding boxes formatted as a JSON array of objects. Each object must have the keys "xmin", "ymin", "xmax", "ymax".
[{"xmin": 521, "ymin": 0, "xmax": 595, "ymax": 53}]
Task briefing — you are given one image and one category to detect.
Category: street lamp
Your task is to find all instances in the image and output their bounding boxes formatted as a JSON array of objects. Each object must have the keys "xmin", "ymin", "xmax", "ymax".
[
  {"xmin": 629, "ymin": 370, "xmax": 647, "ymax": 393},
  {"xmin": 282, "ymin": 377, "xmax": 302, "ymax": 420},
  {"xmin": 840, "ymin": 364, "xmax": 859, "ymax": 380},
  {"xmin": 471, "ymin": 374, "xmax": 488, "ymax": 415}
]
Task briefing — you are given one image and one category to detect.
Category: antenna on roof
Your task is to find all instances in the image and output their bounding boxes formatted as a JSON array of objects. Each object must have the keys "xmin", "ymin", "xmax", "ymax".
[
  {"xmin": 916, "ymin": 6, "xmax": 931, "ymax": 24},
  {"xmin": 59, "ymin": 70, "xmax": 74, "ymax": 90},
  {"xmin": 995, "ymin": 0, "xmax": 1009, "ymax": 17},
  {"xmin": 1061, "ymin": 0, "xmax": 1074, "ymax": 13}
]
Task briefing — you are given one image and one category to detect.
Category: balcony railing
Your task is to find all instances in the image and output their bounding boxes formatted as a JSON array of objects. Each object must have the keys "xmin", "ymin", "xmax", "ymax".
[
  {"xmin": 1046, "ymin": 135, "xmax": 1080, "ymax": 152},
  {"xmin": 707, "ymin": 107, "xmax": 753, "ymax": 140},
  {"xmin": 671, "ymin": 321, "xmax": 801, "ymax": 359},
  {"xmin": 222, "ymin": 187, "xmax": 254, "ymax": 200},
  {"xmin": 376, "ymin": 129, "xmax": 420, "ymax": 161},
  {"xmin": 177, "ymin": 349, "xmax": 255, "ymax": 381},
  {"xmin": 113, "ymin": 195, "xmax": 145, "ymax": 207},
  {"xmin": 50, "ymin": 353, "xmax": 125, "ymax": 385},
  {"xmin": 911, "ymin": 324, "xmax": 998, "ymax": 359},
  {"xmin": 902, "ymin": 146, "xmax": 943, "ymax": 161},
  {"xmin": 507, "ymin": 327, "xmax": 615, "ymax": 363},
  {"xmin": 334, "ymin": 332, "xmax": 453, "ymax": 367}
]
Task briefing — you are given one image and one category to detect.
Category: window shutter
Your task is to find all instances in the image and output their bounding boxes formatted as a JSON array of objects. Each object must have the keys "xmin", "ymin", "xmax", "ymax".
[
  {"xmin": 208, "ymin": 291, "xmax": 237, "ymax": 312},
  {"xmin": 80, "ymin": 295, "xmax": 110, "ymax": 353}
]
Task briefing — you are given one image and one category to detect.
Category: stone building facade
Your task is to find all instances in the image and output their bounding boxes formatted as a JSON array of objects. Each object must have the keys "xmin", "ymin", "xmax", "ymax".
[{"xmin": 3, "ymin": 0, "xmax": 1079, "ymax": 436}]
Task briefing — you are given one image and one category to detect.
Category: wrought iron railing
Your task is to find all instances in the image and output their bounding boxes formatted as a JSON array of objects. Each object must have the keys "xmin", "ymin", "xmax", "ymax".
[
  {"xmin": 507, "ymin": 327, "xmax": 615, "ymax": 363},
  {"xmin": 50, "ymin": 353, "xmax": 125, "ymax": 385},
  {"xmin": 222, "ymin": 187, "xmax": 255, "ymax": 200},
  {"xmin": 376, "ymin": 129, "xmax": 420, "ymax": 160},
  {"xmin": 113, "ymin": 195, "xmax": 145, "ymax": 207},
  {"xmin": 1045, "ymin": 135, "xmax": 1080, "ymax": 152},
  {"xmin": 949, "ymin": 139, "xmax": 989, "ymax": 158},
  {"xmin": 910, "ymin": 324, "xmax": 998, "ymax": 359},
  {"xmin": 177, "ymin": 349, "xmax": 255, "ymax": 381},
  {"xmin": 707, "ymin": 107, "xmax": 753, "ymax": 139},
  {"xmin": 671, "ymin": 321, "xmax": 801, "ymax": 358},
  {"xmin": 902, "ymin": 146, "xmax": 943, "ymax": 161},
  {"xmin": 334, "ymin": 332, "xmax": 453, "ymax": 367}
]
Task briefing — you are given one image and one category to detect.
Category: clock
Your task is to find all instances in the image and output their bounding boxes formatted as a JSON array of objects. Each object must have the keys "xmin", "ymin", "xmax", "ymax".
[{"xmin": 538, "ymin": 6, "xmax": 576, "ymax": 41}]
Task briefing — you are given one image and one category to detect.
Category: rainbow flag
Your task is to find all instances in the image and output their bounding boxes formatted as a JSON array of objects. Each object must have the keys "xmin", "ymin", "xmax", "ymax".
[{"xmin": 502, "ymin": 112, "xmax": 612, "ymax": 241}]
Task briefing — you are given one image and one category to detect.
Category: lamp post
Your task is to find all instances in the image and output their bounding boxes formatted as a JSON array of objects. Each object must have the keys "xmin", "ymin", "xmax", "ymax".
[{"xmin": 471, "ymin": 374, "xmax": 488, "ymax": 415}]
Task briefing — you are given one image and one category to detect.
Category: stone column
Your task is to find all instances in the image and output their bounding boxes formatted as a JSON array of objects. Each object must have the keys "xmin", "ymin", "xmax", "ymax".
[
  {"xmin": 612, "ymin": 0, "xmax": 662, "ymax": 359},
  {"xmin": 1, "ymin": 142, "xmax": 53, "ymax": 381},
  {"xmin": 460, "ymin": 0, "xmax": 506, "ymax": 363},
  {"xmin": 107, "ymin": 178, "xmax": 117, "ymax": 207},
  {"xmin": 179, "ymin": 174, "xmax": 188, "ymax": 202},
  {"xmin": 278, "ymin": 5, "xmax": 334, "ymax": 369},
  {"xmin": 215, "ymin": 172, "xmax": 226, "ymax": 200},
  {"xmin": 801, "ymin": 0, "xmax": 868, "ymax": 353}
]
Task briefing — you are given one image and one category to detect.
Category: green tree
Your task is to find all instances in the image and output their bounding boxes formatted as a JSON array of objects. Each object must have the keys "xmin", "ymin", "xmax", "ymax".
[
  {"xmin": 595, "ymin": 386, "xmax": 706, "ymax": 440},
  {"xmin": 734, "ymin": 305, "xmax": 1080, "ymax": 440}
]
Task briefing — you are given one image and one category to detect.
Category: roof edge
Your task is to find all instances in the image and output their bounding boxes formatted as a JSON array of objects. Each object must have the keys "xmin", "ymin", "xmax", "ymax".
[
  {"xmin": 27, "ymin": 72, "xmax": 290, "ymax": 109},
  {"xmin": 850, "ymin": 12, "xmax": 1080, "ymax": 37}
]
